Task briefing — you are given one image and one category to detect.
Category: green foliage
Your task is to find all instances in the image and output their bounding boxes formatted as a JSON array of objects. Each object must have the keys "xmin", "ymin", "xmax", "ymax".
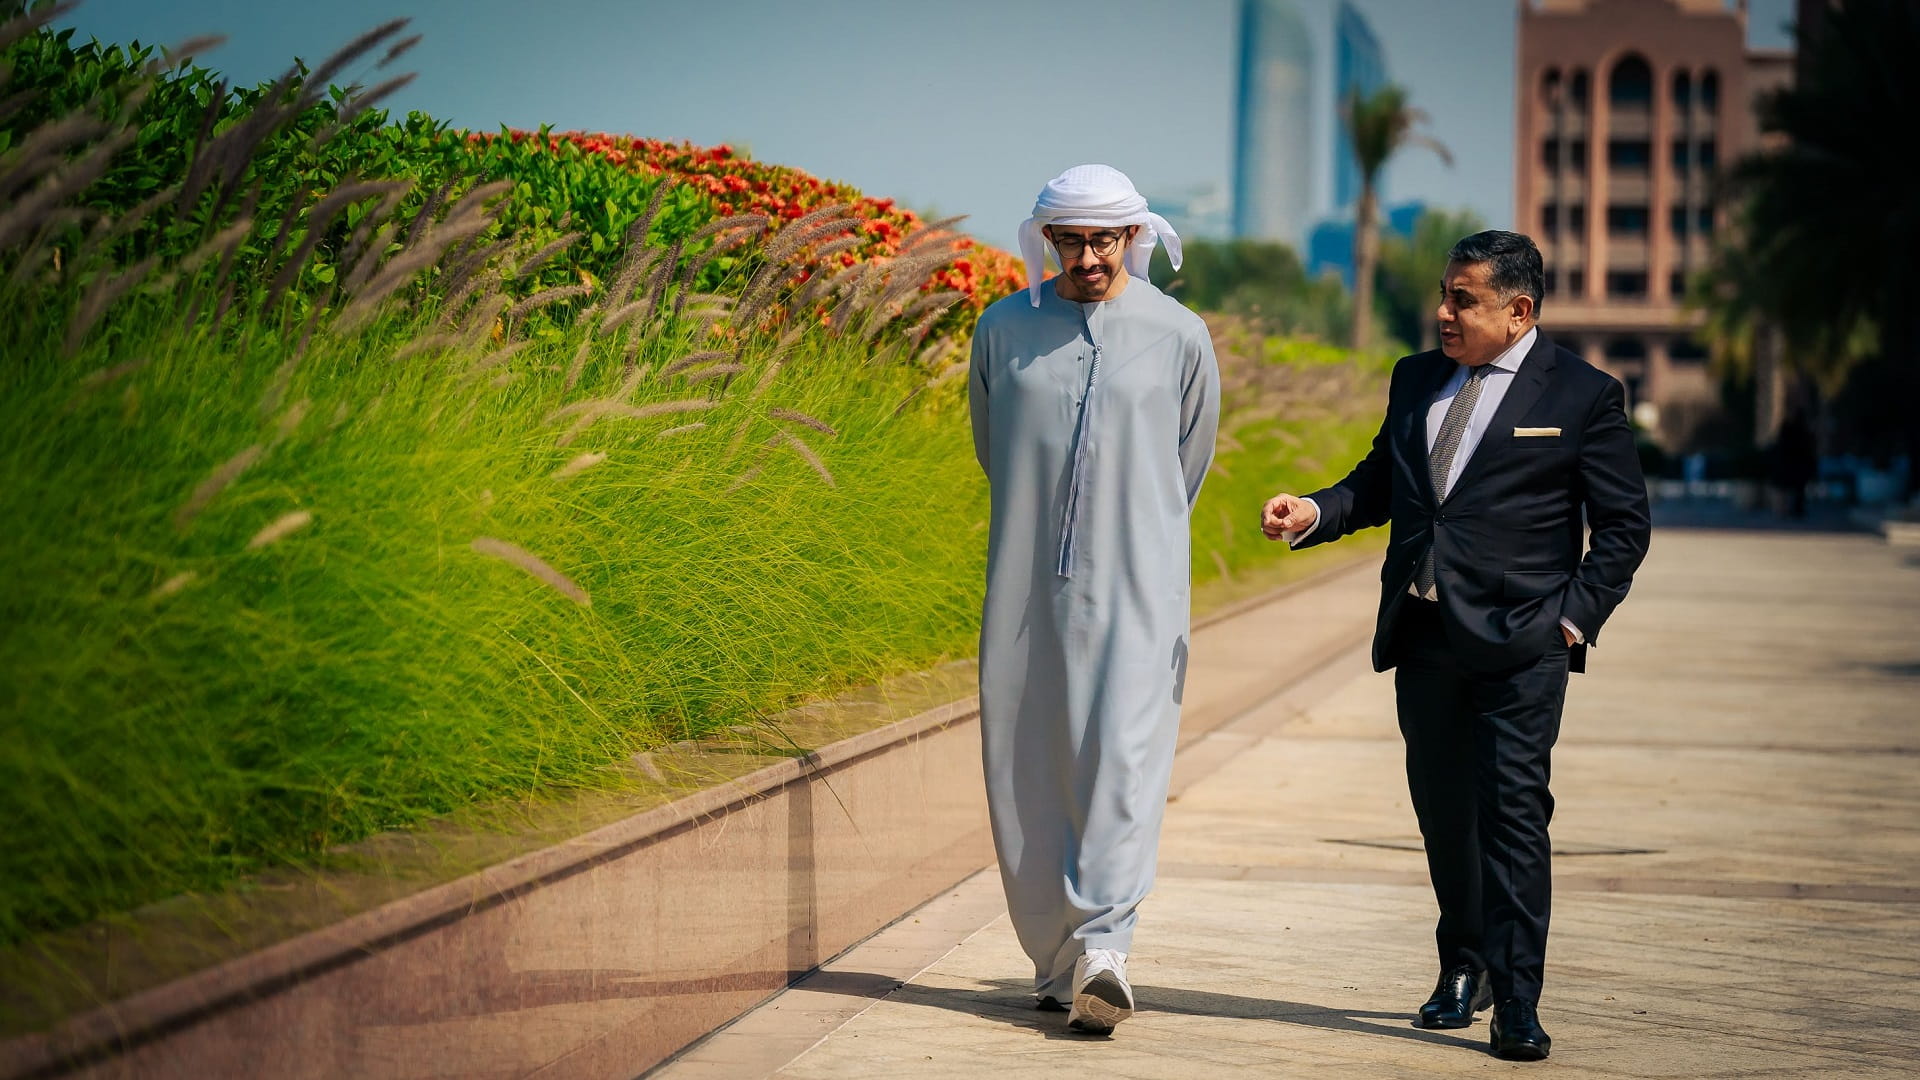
[
  {"xmin": 1152, "ymin": 239, "xmax": 1353, "ymax": 344},
  {"xmin": 1727, "ymin": 0, "xmax": 1914, "ymax": 364},
  {"xmin": 0, "ymin": 14, "xmax": 1392, "ymax": 965},
  {"xmin": 1186, "ymin": 324, "xmax": 1392, "ymax": 602},
  {"xmin": 452, "ymin": 129, "xmax": 719, "ymax": 281},
  {"xmin": 0, "ymin": 27, "xmax": 721, "ymax": 321},
  {"xmin": 1703, "ymin": 0, "xmax": 1918, "ymax": 472},
  {"xmin": 0, "ymin": 298, "xmax": 987, "ymax": 951}
]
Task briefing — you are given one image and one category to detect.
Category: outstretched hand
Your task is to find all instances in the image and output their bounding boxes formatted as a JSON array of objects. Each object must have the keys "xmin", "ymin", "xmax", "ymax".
[{"xmin": 1261, "ymin": 493, "xmax": 1317, "ymax": 541}]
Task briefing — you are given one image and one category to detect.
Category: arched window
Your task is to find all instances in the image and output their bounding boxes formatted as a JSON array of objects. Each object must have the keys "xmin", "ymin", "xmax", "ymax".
[
  {"xmin": 1672, "ymin": 70, "xmax": 1692, "ymax": 110},
  {"xmin": 1542, "ymin": 67, "xmax": 1563, "ymax": 107},
  {"xmin": 1609, "ymin": 54, "xmax": 1653, "ymax": 108},
  {"xmin": 1700, "ymin": 69, "xmax": 1720, "ymax": 107},
  {"xmin": 1570, "ymin": 69, "xmax": 1590, "ymax": 107}
]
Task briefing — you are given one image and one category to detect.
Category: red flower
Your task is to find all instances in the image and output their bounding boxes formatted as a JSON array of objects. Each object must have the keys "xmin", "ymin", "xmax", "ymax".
[{"xmin": 452, "ymin": 126, "xmax": 1026, "ymax": 313}]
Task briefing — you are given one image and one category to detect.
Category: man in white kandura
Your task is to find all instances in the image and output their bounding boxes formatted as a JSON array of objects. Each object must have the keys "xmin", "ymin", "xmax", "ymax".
[{"xmin": 967, "ymin": 164, "xmax": 1220, "ymax": 1035}]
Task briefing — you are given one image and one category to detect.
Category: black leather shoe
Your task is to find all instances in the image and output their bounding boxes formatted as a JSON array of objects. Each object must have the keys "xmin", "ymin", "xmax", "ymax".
[
  {"xmin": 1489, "ymin": 998, "xmax": 1551, "ymax": 1060},
  {"xmin": 1416, "ymin": 965, "xmax": 1492, "ymax": 1029}
]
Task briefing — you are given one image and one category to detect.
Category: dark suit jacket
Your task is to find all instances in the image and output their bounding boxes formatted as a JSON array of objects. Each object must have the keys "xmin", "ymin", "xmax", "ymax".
[{"xmin": 1295, "ymin": 332, "xmax": 1652, "ymax": 675}]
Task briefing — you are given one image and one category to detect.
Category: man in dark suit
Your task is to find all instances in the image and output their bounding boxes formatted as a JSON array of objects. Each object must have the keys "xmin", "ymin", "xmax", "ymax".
[{"xmin": 1259, "ymin": 231, "xmax": 1651, "ymax": 1061}]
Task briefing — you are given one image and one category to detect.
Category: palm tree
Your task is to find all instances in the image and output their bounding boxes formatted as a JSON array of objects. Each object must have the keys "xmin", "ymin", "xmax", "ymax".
[
  {"xmin": 1712, "ymin": 0, "xmax": 1919, "ymax": 493},
  {"xmin": 1344, "ymin": 84, "xmax": 1451, "ymax": 352},
  {"xmin": 1684, "ymin": 237, "xmax": 1765, "ymax": 382}
]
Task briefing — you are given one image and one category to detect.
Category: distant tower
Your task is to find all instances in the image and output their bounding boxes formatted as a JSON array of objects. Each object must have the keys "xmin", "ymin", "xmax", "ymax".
[
  {"xmin": 1332, "ymin": 0, "xmax": 1387, "ymax": 213},
  {"xmin": 1231, "ymin": 0, "xmax": 1315, "ymax": 244}
]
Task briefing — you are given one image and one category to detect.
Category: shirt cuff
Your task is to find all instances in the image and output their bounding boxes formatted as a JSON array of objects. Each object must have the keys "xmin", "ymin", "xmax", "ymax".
[
  {"xmin": 1559, "ymin": 616, "xmax": 1586, "ymax": 644},
  {"xmin": 1283, "ymin": 497, "xmax": 1323, "ymax": 547}
]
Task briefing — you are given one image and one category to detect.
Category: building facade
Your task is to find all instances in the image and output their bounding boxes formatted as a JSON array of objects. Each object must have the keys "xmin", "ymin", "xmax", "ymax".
[
  {"xmin": 1516, "ymin": 0, "xmax": 1791, "ymax": 450},
  {"xmin": 1232, "ymin": 0, "xmax": 1317, "ymax": 244}
]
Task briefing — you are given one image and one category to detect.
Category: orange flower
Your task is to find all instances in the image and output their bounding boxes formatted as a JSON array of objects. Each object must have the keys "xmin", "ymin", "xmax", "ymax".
[{"xmin": 455, "ymin": 126, "xmax": 1026, "ymax": 314}]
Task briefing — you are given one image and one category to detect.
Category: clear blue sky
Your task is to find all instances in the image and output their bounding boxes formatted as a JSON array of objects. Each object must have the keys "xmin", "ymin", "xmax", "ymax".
[{"xmin": 55, "ymin": 0, "xmax": 1793, "ymax": 248}]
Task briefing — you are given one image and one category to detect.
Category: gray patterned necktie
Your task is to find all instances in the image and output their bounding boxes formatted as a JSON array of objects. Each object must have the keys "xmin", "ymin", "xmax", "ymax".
[{"xmin": 1415, "ymin": 363, "xmax": 1493, "ymax": 598}]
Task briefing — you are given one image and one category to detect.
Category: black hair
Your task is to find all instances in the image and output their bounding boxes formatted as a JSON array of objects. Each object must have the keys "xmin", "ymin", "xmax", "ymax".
[{"xmin": 1446, "ymin": 230, "xmax": 1545, "ymax": 316}]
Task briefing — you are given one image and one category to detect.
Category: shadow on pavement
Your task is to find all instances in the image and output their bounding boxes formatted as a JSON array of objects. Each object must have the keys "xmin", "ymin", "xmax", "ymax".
[{"xmin": 798, "ymin": 970, "xmax": 1487, "ymax": 1052}]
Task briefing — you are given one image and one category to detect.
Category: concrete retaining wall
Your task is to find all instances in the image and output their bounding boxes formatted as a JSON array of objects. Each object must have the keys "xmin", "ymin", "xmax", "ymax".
[{"xmin": 2, "ymin": 700, "xmax": 991, "ymax": 1080}]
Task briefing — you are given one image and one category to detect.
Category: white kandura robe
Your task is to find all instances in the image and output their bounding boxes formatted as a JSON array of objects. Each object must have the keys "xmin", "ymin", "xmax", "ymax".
[{"xmin": 968, "ymin": 277, "xmax": 1220, "ymax": 998}]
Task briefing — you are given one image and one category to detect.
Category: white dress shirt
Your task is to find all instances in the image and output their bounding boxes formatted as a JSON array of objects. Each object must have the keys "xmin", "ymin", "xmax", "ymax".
[{"xmin": 1286, "ymin": 328, "xmax": 1586, "ymax": 642}]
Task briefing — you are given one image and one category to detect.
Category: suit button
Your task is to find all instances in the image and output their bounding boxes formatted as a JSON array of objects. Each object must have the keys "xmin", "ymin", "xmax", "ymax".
[{"xmin": 1434, "ymin": 514, "xmax": 1448, "ymax": 525}]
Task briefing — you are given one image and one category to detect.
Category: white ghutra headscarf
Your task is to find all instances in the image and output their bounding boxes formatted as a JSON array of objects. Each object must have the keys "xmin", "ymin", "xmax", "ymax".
[{"xmin": 1017, "ymin": 163, "xmax": 1182, "ymax": 307}]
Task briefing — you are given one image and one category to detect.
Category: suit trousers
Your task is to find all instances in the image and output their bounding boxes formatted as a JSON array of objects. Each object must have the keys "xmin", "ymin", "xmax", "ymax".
[{"xmin": 1391, "ymin": 596, "xmax": 1568, "ymax": 1005}]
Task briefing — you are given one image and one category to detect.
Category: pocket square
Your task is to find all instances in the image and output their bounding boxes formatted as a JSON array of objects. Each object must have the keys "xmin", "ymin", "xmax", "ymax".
[{"xmin": 1514, "ymin": 426, "xmax": 1561, "ymax": 437}]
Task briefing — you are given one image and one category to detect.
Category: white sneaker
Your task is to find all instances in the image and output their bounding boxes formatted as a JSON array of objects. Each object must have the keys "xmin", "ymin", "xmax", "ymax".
[{"xmin": 1067, "ymin": 948, "xmax": 1134, "ymax": 1034}]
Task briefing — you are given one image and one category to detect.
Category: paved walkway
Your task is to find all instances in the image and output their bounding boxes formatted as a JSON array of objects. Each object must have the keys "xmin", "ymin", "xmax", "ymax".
[{"xmin": 658, "ymin": 523, "xmax": 1920, "ymax": 1078}]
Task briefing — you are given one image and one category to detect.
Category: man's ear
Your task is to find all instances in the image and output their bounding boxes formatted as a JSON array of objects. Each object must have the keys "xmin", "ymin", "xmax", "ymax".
[{"xmin": 1510, "ymin": 291, "xmax": 1536, "ymax": 325}]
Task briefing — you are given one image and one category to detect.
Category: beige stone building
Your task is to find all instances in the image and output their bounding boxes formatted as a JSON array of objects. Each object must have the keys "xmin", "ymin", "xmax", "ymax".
[{"xmin": 1516, "ymin": 0, "xmax": 1793, "ymax": 449}]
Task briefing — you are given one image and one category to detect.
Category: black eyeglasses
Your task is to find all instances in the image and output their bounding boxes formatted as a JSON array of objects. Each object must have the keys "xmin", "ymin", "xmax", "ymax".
[{"xmin": 1049, "ymin": 229, "xmax": 1131, "ymax": 257}]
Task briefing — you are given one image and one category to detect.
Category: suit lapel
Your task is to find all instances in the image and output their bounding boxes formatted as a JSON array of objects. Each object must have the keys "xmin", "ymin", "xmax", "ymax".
[{"xmin": 1450, "ymin": 332, "xmax": 1558, "ymax": 497}]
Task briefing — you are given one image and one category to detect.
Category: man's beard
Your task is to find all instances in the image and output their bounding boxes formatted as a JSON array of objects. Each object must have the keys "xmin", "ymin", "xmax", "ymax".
[{"xmin": 1070, "ymin": 266, "xmax": 1112, "ymax": 298}]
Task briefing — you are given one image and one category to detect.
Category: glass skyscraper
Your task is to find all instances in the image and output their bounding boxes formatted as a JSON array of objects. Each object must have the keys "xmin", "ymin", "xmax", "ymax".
[
  {"xmin": 1231, "ymin": 0, "xmax": 1315, "ymax": 244},
  {"xmin": 1333, "ymin": 1, "xmax": 1387, "ymax": 213}
]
